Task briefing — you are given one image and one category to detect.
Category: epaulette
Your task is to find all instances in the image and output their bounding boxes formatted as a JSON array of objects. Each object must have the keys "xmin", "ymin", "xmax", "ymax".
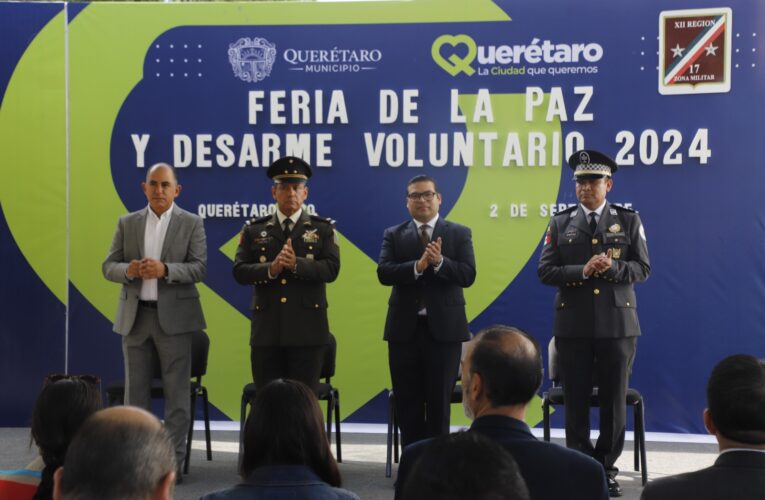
[
  {"xmin": 310, "ymin": 214, "xmax": 336, "ymax": 226},
  {"xmin": 244, "ymin": 215, "xmax": 272, "ymax": 226},
  {"xmin": 611, "ymin": 204, "xmax": 637, "ymax": 213},
  {"xmin": 555, "ymin": 205, "xmax": 578, "ymax": 216}
]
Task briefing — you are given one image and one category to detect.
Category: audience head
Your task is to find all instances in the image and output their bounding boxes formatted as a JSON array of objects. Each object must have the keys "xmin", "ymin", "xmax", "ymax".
[
  {"xmin": 401, "ymin": 431, "xmax": 529, "ymax": 500},
  {"xmin": 31, "ymin": 374, "xmax": 102, "ymax": 500},
  {"xmin": 240, "ymin": 379, "xmax": 341, "ymax": 487},
  {"xmin": 53, "ymin": 406, "xmax": 176, "ymax": 500},
  {"xmin": 705, "ymin": 354, "xmax": 765, "ymax": 448},
  {"xmin": 462, "ymin": 325, "xmax": 543, "ymax": 419}
]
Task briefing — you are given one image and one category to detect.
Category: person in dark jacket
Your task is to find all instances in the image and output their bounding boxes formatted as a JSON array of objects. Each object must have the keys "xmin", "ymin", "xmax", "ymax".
[
  {"xmin": 641, "ymin": 354, "xmax": 765, "ymax": 500},
  {"xmin": 201, "ymin": 379, "xmax": 359, "ymax": 500},
  {"xmin": 538, "ymin": 149, "xmax": 650, "ymax": 496},
  {"xmin": 396, "ymin": 325, "xmax": 609, "ymax": 500}
]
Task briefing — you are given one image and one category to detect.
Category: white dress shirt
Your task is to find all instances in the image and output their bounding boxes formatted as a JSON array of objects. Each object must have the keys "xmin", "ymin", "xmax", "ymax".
[{"xmin": 139, "ymin": 204, "xmax": 173, "ymax": 301}]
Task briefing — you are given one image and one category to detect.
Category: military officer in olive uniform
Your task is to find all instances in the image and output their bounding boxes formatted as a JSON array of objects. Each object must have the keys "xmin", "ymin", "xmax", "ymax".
[
  {"xmin": 538, "ymin": 150, "xmax": 650, "ymax": 497},
  {"xmin": 233, "ymin": 156, "xmax": 340, "ymax": 392}
]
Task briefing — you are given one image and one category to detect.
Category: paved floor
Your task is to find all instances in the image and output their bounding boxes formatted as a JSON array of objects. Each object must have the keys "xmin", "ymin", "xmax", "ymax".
[{"xmin": 0, "ymin": 427, "xmax": 720, "ymax": 500}]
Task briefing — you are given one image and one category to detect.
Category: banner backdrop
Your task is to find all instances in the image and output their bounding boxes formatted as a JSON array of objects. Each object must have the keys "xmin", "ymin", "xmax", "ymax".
[{"xmin": 1, "ymin": 0, "xmax": 764, "ymax": 433}]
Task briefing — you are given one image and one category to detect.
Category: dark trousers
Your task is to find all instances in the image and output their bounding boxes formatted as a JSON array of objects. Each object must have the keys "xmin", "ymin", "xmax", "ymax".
[
  {"xmin": 388, "ymin": 316, "xmax": 462, "ymax": 447},
  {"xmin": 251, "ymin": 345, "xmax": 324, "ymax": 394},
  {"xmin": 556, "ymin": 336, "xmax": 637, "ymax": 473}
]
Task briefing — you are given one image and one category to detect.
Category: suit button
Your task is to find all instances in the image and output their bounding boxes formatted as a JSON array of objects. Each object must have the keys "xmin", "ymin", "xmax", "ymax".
[
  {"xmin": 255, "ymin": 306, "xmax": 260, "ymax": 310},
  {"xmin": 626, "ymin": 301, "xmax": 630, "ymax": 306},
  {"xmin": 315, "ymin": 304, "xmax": 319, "ymax": 308},
  {"xmin": 261, "ymin": 247, "xmax": 265, "ymax": 251},
  {"xmin": 280, "ymin": 297, "xmax": 287, "ymax": 303},
  {"xmin": 281, "ymin": 279, "xmax": 287, "ymax": 285},
  {"xmin": 592, "ymin": 238, "xmax": 598, "ymax": 245},
  {"xmin": 594, "ymin": 288, "xmax": 600, "ymax": 295},
  {"xmin": 561, "ymin": 302, "xmax": 565, "ymax": 307}
]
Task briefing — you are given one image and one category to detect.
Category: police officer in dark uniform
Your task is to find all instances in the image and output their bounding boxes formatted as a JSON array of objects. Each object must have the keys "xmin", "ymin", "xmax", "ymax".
[
  {"xmin": 538, "ymin": 150, "xmax": 650, "ymax": 497},
  {"xmin": 233, "ymin": 156, "xmax": 340, "ymax": 392}
]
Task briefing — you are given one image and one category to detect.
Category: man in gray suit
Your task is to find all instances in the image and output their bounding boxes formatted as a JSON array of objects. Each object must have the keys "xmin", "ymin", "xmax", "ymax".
[
  {"xmin": 641, "ymin": 354, "xmax": 765, "ymax": 500},
  {"xmin": 103, "ymin": 163, "xmax": 206, "ymax": 474}
]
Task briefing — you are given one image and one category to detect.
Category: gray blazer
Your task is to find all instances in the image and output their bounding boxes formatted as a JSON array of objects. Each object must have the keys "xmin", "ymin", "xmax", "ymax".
[{"xmin": 102, "ymin": 204, "xmax": 207, "ymax": 335}]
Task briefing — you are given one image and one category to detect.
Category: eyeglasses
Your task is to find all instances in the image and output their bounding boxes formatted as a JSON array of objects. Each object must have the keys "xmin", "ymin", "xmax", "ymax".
[
  {"xmin": 407, "ymin": 191, "xmax": 437, "ymax": 201},
  {"xmin": 44, "ymin": 373, "xmax": 101, "ymax": 386}
]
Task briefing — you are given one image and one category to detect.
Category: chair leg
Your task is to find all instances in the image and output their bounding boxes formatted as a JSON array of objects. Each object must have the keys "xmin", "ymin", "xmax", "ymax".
[
  {"xmin": 633, "ymin": 402, "xmax": 639, "ymax": 472},
  {"xmin": 542, "ymin": 392, "xmax": 551, "ymax": 442},
  {"xmin": 334, "ymin": 389, "xmax": 342, "ymax": 463},
  {"xmin": 184, "ymin": 391, "xmax": 197, "ymax": 474},
  {"xmin": 202, "ymin": 388, "xmax": 212, "ymax": 461},
  {"xmin": 326, "ymin": 393, "xmax": 334, "ymax": 448},
  {"xmin": 386, "ymin": 390, "xmax": 394, "ymax": 478},
  {"xmin": 239, "ymin": 393, "xmax": 248, "ymax": 468},
  {"xmin": 393, "ymin": 405, "xmax": 400, "ymax": 464},
  {"xmin": 638, "ymin": 398, "xmax": 648, "ymax": 485}
]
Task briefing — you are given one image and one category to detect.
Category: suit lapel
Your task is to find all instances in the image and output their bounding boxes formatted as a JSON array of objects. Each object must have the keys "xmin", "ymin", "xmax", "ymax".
[
  {"xmin": 570, "ymin": 206, "xmax": 591, "ymax": 235},
  {"xmin": 408, "ymin": 220, "xmax": 424, "ymax": 254},
  {"xmin": 599, "ymin": 202, "xmax": 616, "ymax": 234},
  {"xmin": 431, "ymin": 217, "xmax": 446, "ymax": 243},
  {"xmin": 160, "ymin": 205, "xmax": 181, "ymax": 261},
  {"xmin": 136, "ymin": 208, "xmax": 148, "ymax": 257}
]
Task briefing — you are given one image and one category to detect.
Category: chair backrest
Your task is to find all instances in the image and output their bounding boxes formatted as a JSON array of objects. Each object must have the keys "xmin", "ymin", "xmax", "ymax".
[
  {"xmin": 190, "ymin": 330, "xmax": 210, "ymax": 378},
  {"xmin": 548, "ymin": 338, "xmax": 560, "ymax": 383},
  {"xmin": 150, "ymin": 330, "xmax": 210, "ymax": 380},
  {"xmin": 320, "ymin": 333, "xmax": 337, "ymax": 380}
]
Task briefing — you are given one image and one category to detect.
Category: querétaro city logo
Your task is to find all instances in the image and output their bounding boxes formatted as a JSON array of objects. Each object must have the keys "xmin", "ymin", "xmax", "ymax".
[
  {"xmin": 228, "ymin": 37, "xmax": 276, "ymax": 82},
  {"xmin": 281, "ymin": 47, "xmax": 382, "ymax": 74},
  {"xmin": 431, "ymin": 34, "xmax": 604, "ymax": 78},
  {"xmin": 658, "ymin": 8, "xmax": 732, "ymax": 95}
]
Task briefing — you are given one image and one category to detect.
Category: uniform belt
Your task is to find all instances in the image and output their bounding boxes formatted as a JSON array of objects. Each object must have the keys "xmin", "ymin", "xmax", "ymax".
[{"xmin": 138, "ymin": 300, "xmax": 158, "ymax": 309}]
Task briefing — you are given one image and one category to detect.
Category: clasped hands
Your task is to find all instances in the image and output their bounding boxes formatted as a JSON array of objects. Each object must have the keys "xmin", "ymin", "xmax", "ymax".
[
  {"xmin": 584, "ymin": 248, "xmax": 613, "ymax": 277},
  {"xmin": 127, "ymin": 258, "xmax": 166, "ymax": 280},
  {"xmin": 416, "ymin": 237, "xmax": 443, "ymax": 273},
  {"xmin": 269, "ymin": 238, "xmax": 297, "ymax": 276}
]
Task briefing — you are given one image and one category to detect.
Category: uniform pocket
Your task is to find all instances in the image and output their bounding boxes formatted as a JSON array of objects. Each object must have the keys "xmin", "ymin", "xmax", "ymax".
[
  {"xmin": 302, "ymin": 297, "xmax": 328, "ymax": 309},
  {"xmin": 613, "ymin": 288, "xmax": 636, "ymax": 308}
]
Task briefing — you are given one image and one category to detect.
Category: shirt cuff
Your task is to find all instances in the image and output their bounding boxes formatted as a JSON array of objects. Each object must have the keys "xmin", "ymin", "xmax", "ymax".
[
  {"xmin": 433, "ymin": 257, "xmax": 444, "ymax": 273},
  {"xmin": 414, "ymin": 261, "xmax": 423, "ymax": 279}
]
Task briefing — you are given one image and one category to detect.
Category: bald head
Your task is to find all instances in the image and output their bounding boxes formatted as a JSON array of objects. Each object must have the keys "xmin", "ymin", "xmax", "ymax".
[
  {"xmin": 145, "ymin": 163, "xmax": 177, "ymax": 183},
  {"xmin": 55, "ymin": 406, "xmax": 176, "ymax": 500},
  {"xmin": 464, "ymin": 325, "xmax": 543, "ymax": 408}
]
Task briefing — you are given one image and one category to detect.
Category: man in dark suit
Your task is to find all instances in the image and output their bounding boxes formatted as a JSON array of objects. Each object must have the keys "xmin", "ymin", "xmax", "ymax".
[
  {"xmin": 538, "ymin": 150, "xmax": 650, "ymax": 496},
  {"xmin": 641, "ymin": 354, "xmax": 765, "ymax": 500},
  {"xmin": 395, "ymin": 325, "xmax": 608, "ymax": 500},
  {"xmin": 103, "ymin": 163, "xmax": 207, "ymax": 473},
  {"xmin": 378, "ymin": 174, "xmax": 476, "ymax": 447},
  {"xmin": 233, "ymin": 156, "xmax": 339, "ymax": 392}
]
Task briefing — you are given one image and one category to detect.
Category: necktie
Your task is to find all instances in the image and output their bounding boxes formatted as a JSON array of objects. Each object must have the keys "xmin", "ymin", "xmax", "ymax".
[
  {"xmin": 589, "ymin": 213, "xmax": 598, "ymax": 233},
  {"xmin": 420, "ymin": 224, "xmax": 430, "ymax": 248},
  {"xmin": 283, "ymin": 219, "xmax": 292, "ymax": 238}
]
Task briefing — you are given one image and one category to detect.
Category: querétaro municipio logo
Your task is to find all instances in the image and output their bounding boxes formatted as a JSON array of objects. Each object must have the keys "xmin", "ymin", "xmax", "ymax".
[{"xmin": 228, "ymin": 37, "xmax": 276, "ymax": 83}]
